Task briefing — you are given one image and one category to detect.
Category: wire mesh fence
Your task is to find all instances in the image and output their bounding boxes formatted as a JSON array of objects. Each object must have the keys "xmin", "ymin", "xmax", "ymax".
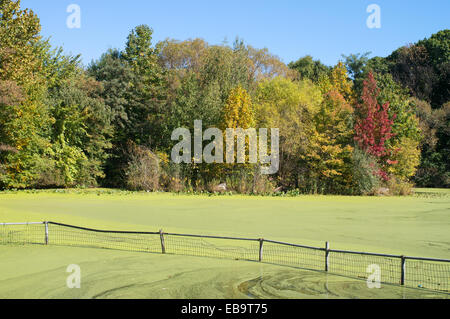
[
  {"xmin": 163, "ymin": 232, "xmax": 259, "ymax": 261},
  {"xmin": 328, "ymin": 250, "xmax": 402, "ymax": 286},
  {"xmin": 0, "ymin": 222, "xmax": 45, "ymax": 245},
  {"xmin": 1, "ymin": 221, "xmax": 449, "ymax": 293},
  {"xmin": 48, "ymin": 222, "xmax": 162, "ymax": 253},
  {"xmin": 404, "ymin": 258, "xmax": 450, "ymax": 291},
  {"xmin": 262, "ymin": 240, "xmax": 325, "ymax": 271}
]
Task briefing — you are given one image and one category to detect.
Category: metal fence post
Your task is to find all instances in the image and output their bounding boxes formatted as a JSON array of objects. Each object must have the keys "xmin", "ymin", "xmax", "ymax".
[
  {"xmin": 400, "ymin": 256, "xmax": 406, "ymax": 286},
  {"xmin": 159, "ymin": 229, "xmax": 166, "ymax": 254},
  {"xmin": 325, "ymin": 242, "xmax": 330, "ymax": 272},
  {"xmin": 259, "ymin": 238, "xmax": 264, "ymax": 262},
  {"xmin": 44, "ymin": 221, "xmax": 49, "ymax": 245}
]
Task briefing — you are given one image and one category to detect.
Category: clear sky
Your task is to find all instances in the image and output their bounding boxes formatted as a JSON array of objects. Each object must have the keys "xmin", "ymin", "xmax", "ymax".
[{"xmin": 21, "ymin": 0, "xmax": 450, "ymax": 67}]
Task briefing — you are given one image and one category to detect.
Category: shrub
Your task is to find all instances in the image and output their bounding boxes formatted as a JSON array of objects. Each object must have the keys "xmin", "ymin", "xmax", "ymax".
[
  {"xmin": 387, "ymin": 137, "xmax": 421, "ymax": 180},
  {"xmin": 158, "ymin": 153, "xmax": 186, "ymax": 192},
  {"xmin": 352, "ymin": 147, "xmax": 381, "ymax": 195},
  {"xmin": 223, "ymin": 165, "xmax": 276, "ymax": 195},
  {"xmin": 386, "ymin": 177, "xmax": 414, "ymax": 196},
  {"xmin": 125, "ymin": 142, "xmax": 160, "ymax": 191},
  {"xmin": 251, "ymin": 167, "xmax": 276, "ymax": 195}
]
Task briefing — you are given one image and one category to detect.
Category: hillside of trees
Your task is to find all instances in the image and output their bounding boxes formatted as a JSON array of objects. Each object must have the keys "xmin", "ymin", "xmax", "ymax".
[{"xmin": 1, "ymin": 1, "xmax": 449, "ymax": 194}]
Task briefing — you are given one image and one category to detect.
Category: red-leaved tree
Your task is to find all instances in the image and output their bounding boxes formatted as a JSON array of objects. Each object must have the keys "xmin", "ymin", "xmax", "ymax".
[{"xmin": 354, "ymin": 72, "xmax": 396, "ymax": 180}]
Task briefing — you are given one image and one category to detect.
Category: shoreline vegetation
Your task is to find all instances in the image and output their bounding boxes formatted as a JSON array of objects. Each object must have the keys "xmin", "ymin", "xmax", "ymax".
[{"xmin": 0, "ymin": 187, "xmax": 448, "ymax": 198}]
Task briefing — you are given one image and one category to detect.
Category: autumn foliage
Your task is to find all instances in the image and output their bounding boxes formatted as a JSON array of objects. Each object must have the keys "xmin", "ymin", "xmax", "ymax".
[
  {"xmin": 1, "ymin": 0, "xmax": 446, "ymax": 193},
  {"xmin": 354, "ymin": 72, "xmax": 397, "ymax": 180}
]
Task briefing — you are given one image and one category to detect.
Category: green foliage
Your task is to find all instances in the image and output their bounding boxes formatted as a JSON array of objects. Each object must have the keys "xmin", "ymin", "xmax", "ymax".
[
  {"xmin": 342, "ymin": 52, "xmax": 372, "ymax": 95},
  {"xmin": 88, "ymin": 26, "xmax": 167, "ymax": 188},
  {"xmin": 416, "ymin": 30, "xmax": 450, "ymax": 108},
  {"xmin": 197, "ymin": 44, "xmax": 251, "ymax": 101},
  {"xmin": 46, "ymin": 74, "xmax": 112, "ymax": 187},
  {"xmin": 375, "ymin": 73, "xmax": 421, "ymax": 144},
  {"xmin": 288, "ymin": 55, "xmax": 330, "ymax": 83},
  {"xmin": 88, "ymin": 49, "xmax": 135, "ymax": 187},
  {"xmin": 0, "ymin": 0, "xmax": 52, "ymax": 188},
  {"xmin": 413, "ymin": 100, "xmax": 450, "ymax": 187},
  {"xmin": 122, "ymin": 25, "xmax": 168, "ymax": 148},
  {"xmin": 88, "ymin": 49, "xmax": 132, "ymax": 131},
  {"xmin": 342, "ymin": 52, "xmax": 371, "ymax": 80},
  {"xmin": 370, "ymin": 30, "xmax": 449, "ymax": 108}
]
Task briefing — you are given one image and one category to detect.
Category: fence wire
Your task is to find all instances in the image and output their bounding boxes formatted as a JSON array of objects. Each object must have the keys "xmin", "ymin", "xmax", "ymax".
[
  {"xmin": 328, "ymin": 251, "xmax": 401, "ymax": 285},
  {"xmin": 0, "ymin": 222, "xmax": 449, "ymax": 293},
  {"xmin": 404, "ymin": 258, "xmax": 450, "ymax": 291},
  {"xmin": 48, "ymin": 223, "xmax": 161, "ymax": 253},
  {"xmin": 164, "ymin": 233, "xmax": 259, "ymax": 261},
  {"xmin": 263, "ymin": 240, "xmax": 324, "ymax": 271},
  {"xmin": 0, "ymin": 223, "xmax": 45, "ymax": 245}
]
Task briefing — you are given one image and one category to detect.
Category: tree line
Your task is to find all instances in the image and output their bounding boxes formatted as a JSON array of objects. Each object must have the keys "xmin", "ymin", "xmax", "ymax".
[{"xmin": 0, "ymin": 0, "xmax": 448, "ymax": 194}]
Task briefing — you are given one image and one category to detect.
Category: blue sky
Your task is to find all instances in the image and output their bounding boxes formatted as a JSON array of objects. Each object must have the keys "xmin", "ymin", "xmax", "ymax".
[{"xmin": 21, "ymin": 0, "xmax": 450, "ymax": 67}]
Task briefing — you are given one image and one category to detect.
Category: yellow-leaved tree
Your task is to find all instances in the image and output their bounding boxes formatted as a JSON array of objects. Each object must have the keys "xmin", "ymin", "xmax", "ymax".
[
  {"xmin": 223, "ymin": 86, "xmax": 254, "ymax": 130},
  {"xmin": 254, "ymin": 77, "xmax": 323, "ymax": 189},
  {"xmin": 302, "ymin": 62, "xmax": 355, "ymax": 194},
  {"xmin": 220, "ymin": 86, "xmax": 257, "ymax": 192}
]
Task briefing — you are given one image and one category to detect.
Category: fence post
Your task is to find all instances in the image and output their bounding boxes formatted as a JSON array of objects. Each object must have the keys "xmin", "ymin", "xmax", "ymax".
[
  {"xmin": 44, "ymin": 221, "xmax": 49, "ymax": 245},
  {"xmin": 259, "ymin": 238, "xmax": 264, "ymax": 262},
  {"xmin": 159, "ymin": 229, "xmax": 166, "ymax": 254},
  {"xmin": 325, "ymin": 242, "xmax": 330, "ymax": 272},
  {"xmin": 400, "ymin": 256, "xmax": 406, "ymax": 286}
]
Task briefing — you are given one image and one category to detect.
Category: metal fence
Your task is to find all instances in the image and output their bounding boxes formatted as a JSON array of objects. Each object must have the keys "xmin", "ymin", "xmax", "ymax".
[{"xmin": 1, "ymin": 221, "xmax": 449, "ymax": 293}]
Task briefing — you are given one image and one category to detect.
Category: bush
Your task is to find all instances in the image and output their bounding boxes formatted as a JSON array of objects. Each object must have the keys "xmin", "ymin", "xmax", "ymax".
[
  {"xmin": 386, "ymin": 177, "xmax": 414, "ymax": 196},
  {"xmin": 158, "ymin": 153, "xmax": 186, "ymax": 192},
  {"xmin": 224, "ymin": 165, "xmax": 276, "ymax": 195},
  {"xmin": 251, "ymin": 166, "xmax": 276, "ymax": 195},
  {"xmin": 387, "ymin": 137, "xmax": 421, "ymax": 180},
  {"xmin": 352, "ymin": 147, "xmax": 381, "ymax": 195},
  {"xmin": 125, "ymin": 142, "xmax": 160, "ymax": 191},
  {"xmin": 31, "ymin": 157, "xmax": 65, "ymax": 188}
]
